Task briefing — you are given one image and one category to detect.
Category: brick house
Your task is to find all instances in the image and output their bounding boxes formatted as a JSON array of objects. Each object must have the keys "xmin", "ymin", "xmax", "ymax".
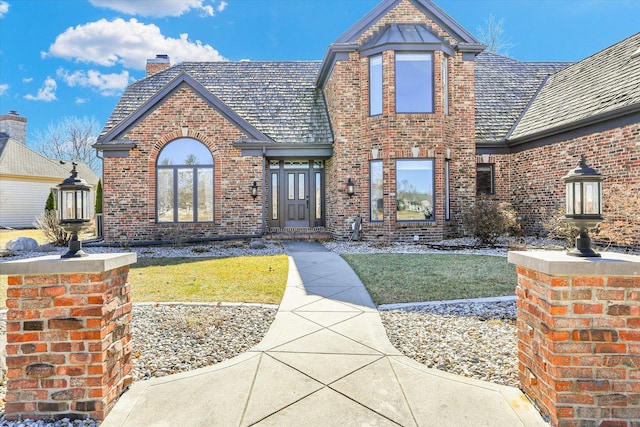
[{"xmin": 95, "ymin": 0, "xmax": 640, "ymax": 244}]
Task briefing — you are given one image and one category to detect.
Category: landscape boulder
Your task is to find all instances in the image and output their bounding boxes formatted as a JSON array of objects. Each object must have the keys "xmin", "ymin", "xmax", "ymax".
[{"xmin": 5, "ymin": 237, "xmax": 38, "ymax": 251}]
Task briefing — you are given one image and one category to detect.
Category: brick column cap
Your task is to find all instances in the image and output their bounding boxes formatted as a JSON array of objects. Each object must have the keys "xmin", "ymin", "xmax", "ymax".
[
  {"xmin": 508, "ymin": 250, "xmax": 640, "ymax": 276},
  {"xmin": 0, "ymin": 253, "xmax": 137, "ymax": 275}
]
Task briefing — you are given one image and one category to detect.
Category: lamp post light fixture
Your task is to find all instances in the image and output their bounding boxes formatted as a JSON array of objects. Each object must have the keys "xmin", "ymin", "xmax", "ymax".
[
  {"xmin": 251, "ymin": 181, "xmax": 259, "ymax": 199},
  {"xmin": 58, "ymin": 162, "xmax": 91, "ymax": 258},
  {"xmin": 562, "ymin": 155, "xmax": 605, "ymax": 257},
  {"xmin": 346, "ymin": 178, "xmax": 355, "ymax": 197}
]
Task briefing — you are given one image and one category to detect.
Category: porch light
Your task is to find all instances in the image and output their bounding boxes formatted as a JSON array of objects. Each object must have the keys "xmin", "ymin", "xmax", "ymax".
[
  {"xmin": 562, "ymin": 155, "xmax": 605, "ymax": 257},
  {"xmin": 58, "ymin": 162, "xmax": 91, "ymax": 258},
  {"xmin": 346, "ymin": 178, "xmax": 355, "ymax": 197},
  {"xmin": 251, "ymin": 181, "xmax": 259, "ymax": 199}
]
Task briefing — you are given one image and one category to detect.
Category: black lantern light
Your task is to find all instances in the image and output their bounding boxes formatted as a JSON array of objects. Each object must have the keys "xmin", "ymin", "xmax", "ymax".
[
  {"xmin": 562, "ymin": 155, "xmax": 605, "ymax": 257},
  {"xmin": 57, "ymin": 162, "xmax": 91, "ymax": 258},
  {"xmin": 251, "ymin": 181, "xmax": 259, "ymax": 199},
  {"xmin": 346, "ymin": 178, "xmax": 355, "ymax": 197}
]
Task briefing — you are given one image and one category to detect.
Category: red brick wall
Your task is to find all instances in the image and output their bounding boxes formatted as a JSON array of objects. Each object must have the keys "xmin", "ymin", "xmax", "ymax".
[
  {"xmin": 515, "ymin": 264, "xmax": 640, "ymax": 426},
  {"xmin": 102, "ymin": 87, "xmax": 263, "ymax": 243},
  {"xmin": 5, "ymin": 265, "xmax": 133, "ymax": 421},
  {"xmin": 323, "ymin": 0, "xmax": 477, "ymax": 242},
  {"xmin": 498, "ymin": 121, "xmax": 640, "ymax": 237}
]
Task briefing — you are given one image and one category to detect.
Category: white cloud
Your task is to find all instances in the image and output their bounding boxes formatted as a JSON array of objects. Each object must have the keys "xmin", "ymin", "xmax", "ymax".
[
  {"xmin": 0, "ymin": 1, "xmax": 9, "ymax": 18},
  {"xmin": 89, "ymin": 0, "xmax": 216, "ymax": 18},
  {"xmin": 22, "ymin": 77, "xmax": 33, "ymax": 83},
  {"xmin": 24, "ymin": 77, "xmax": 57, "ymax": 101},
  {"xmin": 218, "ymin": 1, "xmax": 228, "ymax": 13},
  {"xmin": 0, "ymin": 83, "xmax": 8, "ymax": 96},
  {"xmin": 44, "ymin": 18, "xmax": 225, "ymax": 70},
  {"xmin": 75, "ymin": 97, "xmax": 89, "ymax": 105},
  {"xmin": 57, "ymin": 68, "xmax": 131, "ymax": 96}
]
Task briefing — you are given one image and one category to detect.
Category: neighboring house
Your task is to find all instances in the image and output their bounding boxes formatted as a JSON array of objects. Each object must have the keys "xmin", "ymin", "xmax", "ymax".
[
  {"xmin": 0, "ymin": 112, "xmax": 99, "ymax": 229},
  {"xmin": 95, "ymin": 0, "xmax": 640, "ymax": 244}
]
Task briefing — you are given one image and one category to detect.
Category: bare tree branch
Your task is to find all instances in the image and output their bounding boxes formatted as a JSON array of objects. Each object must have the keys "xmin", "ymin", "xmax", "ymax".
[
  {"xmin": 477, "ymin": 14, "xmax": 515, "ymax": 56},
  {"xmin": 34, "ymin": 116, "xmax": 102, "ymax": 176}
]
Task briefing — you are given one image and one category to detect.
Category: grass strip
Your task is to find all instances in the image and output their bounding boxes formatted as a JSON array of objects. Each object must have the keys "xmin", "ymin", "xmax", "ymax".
[{"xmin": 342, "ymin": 253, "xmax": 517, "ymax": 305}]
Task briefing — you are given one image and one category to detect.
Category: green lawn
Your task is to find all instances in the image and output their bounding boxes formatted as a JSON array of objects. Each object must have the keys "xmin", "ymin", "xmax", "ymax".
[
  {"xmin": 1, "ymin": 251, "xmax": 516, "ymax": 309},
  {"xmin": 129, "ymin": 256, "xmax": 288, "ymax": 304},
  {"xmin": 0, "ymin": 255, "xmax": 289, "ymax": 308},
  {"xmin": 342, "ymin": 253, "xmax": 517, "ymax": 305}
]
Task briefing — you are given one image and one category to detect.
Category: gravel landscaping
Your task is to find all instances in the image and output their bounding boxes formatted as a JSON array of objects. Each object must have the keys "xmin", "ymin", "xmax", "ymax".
[{"xmin": 0, "ymin": 239, "xmax": 529, "ymax": 425}]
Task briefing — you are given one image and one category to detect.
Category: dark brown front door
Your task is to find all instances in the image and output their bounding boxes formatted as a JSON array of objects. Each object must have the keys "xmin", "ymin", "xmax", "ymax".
[{"xmin": 284, "ymin": 170, "xmax": 309, "ymax": 227}]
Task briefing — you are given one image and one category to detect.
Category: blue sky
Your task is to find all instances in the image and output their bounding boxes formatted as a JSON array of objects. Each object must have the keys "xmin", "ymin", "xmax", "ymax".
[{"xmin": 1, "ymin": 0, "xmax": 638, "ymax": 146}]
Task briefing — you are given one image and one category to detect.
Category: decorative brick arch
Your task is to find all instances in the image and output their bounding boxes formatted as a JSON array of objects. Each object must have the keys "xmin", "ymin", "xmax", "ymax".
[{"xmin": 148, "ymin": 131, "xmax": 223, "ymax": 225}]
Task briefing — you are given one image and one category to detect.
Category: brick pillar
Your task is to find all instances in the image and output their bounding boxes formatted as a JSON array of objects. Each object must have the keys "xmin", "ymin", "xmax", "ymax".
[
  {"xmin": 508, "ymin": 251, "xmax": 640, "ymax": 427},
  {"xmin": 0, "ymin": 253, "xmax": 137, "ymax": 421}
]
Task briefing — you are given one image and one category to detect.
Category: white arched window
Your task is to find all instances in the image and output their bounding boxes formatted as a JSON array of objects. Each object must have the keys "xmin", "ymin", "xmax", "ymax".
[{"xmin": 156, "ymin": 138, "xmax": 214, "ymax": 223}]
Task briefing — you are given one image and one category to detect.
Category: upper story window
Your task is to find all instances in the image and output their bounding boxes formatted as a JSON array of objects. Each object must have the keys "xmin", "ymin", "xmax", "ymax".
[
  {"xmin": 369, "ymin": 54, "xmax": 383, "ymax": 116},
  {"xmin": 156, "ymin": 138, "xmax": 214, "ymax": 223},
  {"xmin": 442, "ymin": 56, "xmax": 449, "ymax": 115},
  {"xmin": 395, "ymin": 52, "xmax": 433, "ymax": 113}
]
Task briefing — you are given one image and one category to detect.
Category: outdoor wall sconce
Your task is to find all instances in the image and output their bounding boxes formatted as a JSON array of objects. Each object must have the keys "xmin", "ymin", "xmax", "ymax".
[
  {"xmin": 251, "ymin": 181, "xmax": 259, "ymax": 199},
  {"xmin": 57, "ymin": 162, "xmax": 91, "ymax": 258},
  {"xmin": 346, "ymin": 178, "xmax": 355, "ymax": 197},
  {"xmin": 562, "ymin": 155, "xmax": 605, "ymax": 257}
]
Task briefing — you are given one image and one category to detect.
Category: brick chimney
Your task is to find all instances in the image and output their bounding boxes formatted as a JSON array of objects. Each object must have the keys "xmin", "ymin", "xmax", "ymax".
[
  {"xmin": 0, "ymin": 111, "xmax": 27, "ymax": 145},
  {"xmin": 146, "ymin": 54, "xmax": 171, "ymax": 76}
]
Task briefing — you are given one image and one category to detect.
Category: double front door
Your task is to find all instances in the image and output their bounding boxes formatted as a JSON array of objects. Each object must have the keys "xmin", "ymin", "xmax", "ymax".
[{"xmin": 269, "ymin": 160, "xmax": 324, "ymax": 228}]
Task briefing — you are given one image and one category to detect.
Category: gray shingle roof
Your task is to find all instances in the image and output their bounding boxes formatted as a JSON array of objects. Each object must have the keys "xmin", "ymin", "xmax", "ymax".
[
  {"xmin": 100, "ymin": 61, "xmax": 333, "ymax": 145},
  {"xmin": 475, "ymin": 52, "xmax": 570, "ymax": 144},
  {"xmin": 0, "ymin": 136, "xmax": 98, "ymax": 184},
  {"xmin": 509, "ymin": 32, "xmax": 640, "ymax": 141}
]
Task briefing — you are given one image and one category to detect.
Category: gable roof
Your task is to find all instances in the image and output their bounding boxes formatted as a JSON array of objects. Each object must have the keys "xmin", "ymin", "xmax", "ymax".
[
  {"xmin": 317, "ymin": 0, "xmax": 484, "ymax": 88},
  {"xmin": 0, "ymin": 135, "xmax": 98, "ymax": 185},
  {"xmin": 335, "ymin": 0, "xmax": 480, "ymax": 48},
  {"xmin": 508, "ymin": 32, "xmax": 640, "ymax": 143},
  {"xmin": 98, "ymin": 61, "xmax": 333, "ymax": 146},
  {"xmin": 474, "ymin": 52, "xmax": 570, "ymax": 144}
]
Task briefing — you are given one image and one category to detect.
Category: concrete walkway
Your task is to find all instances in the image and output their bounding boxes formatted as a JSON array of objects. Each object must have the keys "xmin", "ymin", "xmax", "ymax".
[{"xmin": 102, "ymin": 241, "xmax": 547, "ymax": 426}]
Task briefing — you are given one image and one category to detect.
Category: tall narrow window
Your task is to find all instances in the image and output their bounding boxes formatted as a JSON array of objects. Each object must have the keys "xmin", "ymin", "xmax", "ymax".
[
  {"xmin": 156, "ymin": 138, "xmax": 214, "ymax": 223},
  {"xmin": 395, "ymin": 52, "xmax": 433, "ymax": 113},
  {"xmin": 476, "ymin": 164, "xmax": 495, "ymax": 195},
  {"xmin": 271, "ymin": 173, "xmax": 278, "ymax": 220},
  {"xmin": 396, "ymin": 159, "xmax": 435, "ymax": 221},
  {"xmin": 442, "ymin": 56, "xmax": 449, "ymax": 115},
  {"xmin": 445, "ymin": 159, "xmax": 450, "ymax": 220},
  {"xmin": 369, "ymin": 54, "xmax": 383, "ymax": 116},
  {"xmin": 370, "ymin": 160, "xmax": 383, "ymax": 221}
]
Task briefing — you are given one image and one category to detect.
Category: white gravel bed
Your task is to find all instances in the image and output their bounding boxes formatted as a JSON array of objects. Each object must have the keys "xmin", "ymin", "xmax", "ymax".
[
  {"xmin": 130, "ymin": 303, "xmax": 277, "ymax": 380},
  {"xmin": 380, "ymin": 300, "xmax": 519, "ymax": 387},
  {"xmin": 0, "ymin": 240, "xmax": 285, "ymax": 262}
]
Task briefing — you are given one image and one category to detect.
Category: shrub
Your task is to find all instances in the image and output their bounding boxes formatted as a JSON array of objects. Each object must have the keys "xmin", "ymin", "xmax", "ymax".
[
  {"xmin": 462, "ymin": 197, "xmax": 518, "ymax": 245},
  {"xmin": 540, "ymin": 207, "xmax": 578, "ymax": 246},
  {"xmin": 34, "ymin": 210, "xmax": 69, "ymax": 246},
  {"xmin": 95, "ymin": 179, "xmax": 103, "ymax": 214},
  {"xmin": 595, "ymin": 183, "xmax": 640, "ymax": 250},
  {"xmin": 45, "ymin": 189, "xmax": 56, "ymax": 212}
]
